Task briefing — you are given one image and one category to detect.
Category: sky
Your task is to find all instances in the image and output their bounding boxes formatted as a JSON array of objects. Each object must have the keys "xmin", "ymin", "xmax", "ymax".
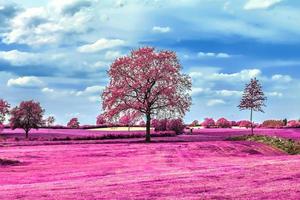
[{"xmin": 0, "ymin": 0, "xmax": 300, "ymax": 125}]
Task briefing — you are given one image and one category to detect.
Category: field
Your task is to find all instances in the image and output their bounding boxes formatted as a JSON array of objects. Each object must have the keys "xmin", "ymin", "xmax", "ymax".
[{"xmin": 1, "ymin": 128, "xmax": 300, "ymax": 199}]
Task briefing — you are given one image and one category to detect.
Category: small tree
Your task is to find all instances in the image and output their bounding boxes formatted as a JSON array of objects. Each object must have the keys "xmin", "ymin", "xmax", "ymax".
[
  {"xmin": 238, "ymin": 78, "xmax": 267, "ymax": 135},
  {"xmin": 67, "ymin": 118, "xmax": 80, "ymax": 129},
  {"xmin": 0, "ymin": 99, "xmax": 10, "ymax": 133},
  {"xmin": 46, "ymin": 116, "xmax": 55, "ymax": 127},
  {"xmin": 102, "ymin": 47, "xmax": 192, "ymax": 142},
  {"xmin": 202, "ymin": 118, "xmax": 215, "ymax": 128},
  {"xmin": 10, "ymin": 100, "xmax": 44, "ymax": 138}
]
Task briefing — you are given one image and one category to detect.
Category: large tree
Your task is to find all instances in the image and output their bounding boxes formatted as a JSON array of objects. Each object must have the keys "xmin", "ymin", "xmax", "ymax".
[
  {"xmin": 10, "ymin": 100, "xmax": 44, "ymax": 138},
  {"xmin": 102, "ymin": 47, "xmax": 192, "ymax": 142},
  {"xmin": 238, "ymin": 78, "xmax": 267, "ymax": 135}
]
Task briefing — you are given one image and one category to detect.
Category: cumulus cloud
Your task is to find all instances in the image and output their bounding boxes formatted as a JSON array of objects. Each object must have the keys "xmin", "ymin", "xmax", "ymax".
[
  {"xmin": 244, "ymin": 0, "xmax": 282, "ymax": 10},
  {"xmin": 190, "ymin": 69, "xmax": 262, "ymax": 82},
  {"xmin": 3, "ymin": 2, "xmax": 92, "ymax": 46},
  {"xmin": 197, "ymin": 52, "xmax": 231, "ymax": 58},
  {"xmin": 207, "ymin": 99, "xmax": 226, "ymax": 107},
  {"xmin": 50, "ymin": 0, "xmax": 93, "ymax": 16},
  {"xmin": 0, "ymin": 50, "xmax": 40, "ymax": 66},
  {"xmin": 271, "ymin": 74, "xmax": 292, "ymax": 82},
  {"xmin": 76, "ymin": 85, "xmax": 104, "ymax": 96},
  {"xmin": 42, "ymin": 87, "xmax": 55, "ymax": 93},
  {"xmin": 216, "ymin": 90, "xmax": 242, "ymax": 97},
  {"xmin": 77, "ymin": 38, "xmax": 125, "ymax": 53},
  {"xmin": 7, "ymin": 76, "xmax": 44, "ymax": 88},
  {"xmin": 104, "ymin": 50, "xmax": 121, "ymax": 60},
  {"xmin": 152, "ymin": 26, "xmax": 171, "ymax": 33}
]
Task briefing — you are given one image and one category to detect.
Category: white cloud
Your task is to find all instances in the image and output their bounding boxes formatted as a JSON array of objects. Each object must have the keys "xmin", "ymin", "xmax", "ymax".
[
  {"xmin": 271, "ymin": 74, "xmax": 292, "ymax": 82},
  {"xmin": 0, "ymin": 50, "xmax": 38, "ymax": 66},
  {"xmin": 267, "ymin": 91, "xmax": 283, "ymax": 97},
  {"xmin": 76, "ymin": 85, "xmax": 104, "ymax": 96},
  {"xmin": 152, "ymin": 26, "xmax": 171, "ymax": 33},
  {"xmin": 104, "ymin": 50, "xmax": 121, "ymax": 60},
  {"xmin": 244, "ymin": 0, "xmax": 282, "ymax": 10},
  {"xmin": 7, "ymin": 76, "xmax": 44, "ymax": 87},
  {"xmin": 216, "ymin": 90, "xmax": 242, "ymax": 97},
  {"xmin": 3, "ymin": 2, "xmax": 92, "ymax": 46},
  {"xmin": 197, "ymin": 52, "xmax": 231, "ymax": 58},
  {"xmin": 42, "ymin": 87, "xmax": 55, "ymax": 93},
  {"xmin": 77, "ymin": 38, "xmax": 125, "ymax": 53},
  {"xmin": 190, "ymin": 69, "xmax": 262, "ymax": 82},
  {"xmin": 207, "ymin": 99, "xmax": 226, "ymax": 107}
]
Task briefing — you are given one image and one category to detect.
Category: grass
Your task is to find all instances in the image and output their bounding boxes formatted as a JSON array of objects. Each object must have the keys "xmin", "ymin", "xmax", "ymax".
[
  {"xmin": 0, "ymin": 158, "xmax": 20, "ymax": 166},
  {"xmin": 228, "ymin": 134, "xmax": 300, "ymax": 155}
]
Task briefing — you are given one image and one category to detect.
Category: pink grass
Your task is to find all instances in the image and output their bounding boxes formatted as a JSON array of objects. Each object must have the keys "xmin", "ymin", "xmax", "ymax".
[{"xmin": 1, "ymin": 141, "xmax": 300, "ymax": 199}]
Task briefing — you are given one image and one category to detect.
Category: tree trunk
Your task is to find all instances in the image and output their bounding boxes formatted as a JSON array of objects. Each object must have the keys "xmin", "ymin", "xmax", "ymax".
[
  {"xmin": 250, "ymin": 108, "xmax": 253, "ymax": 135},
  {"xmin": 25, "ymin": 130, "xmax": 29, "ymax": 139},
  {"xmin": 146, "ymin": 113, "xmax": 151, "ymax": 142}
]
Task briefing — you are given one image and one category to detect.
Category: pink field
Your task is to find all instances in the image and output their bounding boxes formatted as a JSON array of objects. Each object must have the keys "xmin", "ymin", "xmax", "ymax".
[{"xmin": 1, "ymin": 128, "xmax": 300, "ymax": 199}]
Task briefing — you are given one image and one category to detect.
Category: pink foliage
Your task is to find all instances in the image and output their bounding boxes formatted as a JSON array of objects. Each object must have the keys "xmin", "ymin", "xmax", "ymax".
[
  {"xmin": 139, "ymin": 120, "xmax": 146, "ymax": 127},
  {"xmin": 101, "ymin": 47, "xmax": 192, "ymax": 141},
  {"xmin": 231, "ymin": 121, "xmax": 238, "ymax": 126},
  {"xmin": 96, "ymin": 114, "xmax": 106, "ymax": 125},
  {"xmin": 153, "ymin": 119, "xmax": 168, "ymax": 131},
  {"xmin": 0, "ymin": 99, "xmax": 10, "ymax": 124},
  {"xmin": 118, "ymin": 111, "xmax": 141, "ymax": 126},
  {"xmin": 201, "ymin": 118, "xmax": 215, "ymax": 128},
  {"xmin": 216, "ymin": 118, "xmax": 232, "ymax": 128},
  {"xmin": 238, "ymin": 120, "xmax": 252, "ymax": 128},
  {"xmin": 287, "ymin": 120, "xmax": 300, "ymax": 128},
  {"xmin": 9, "ymin": 100, "xmax": 44, "ymax": 138},
  {"xmin": 167, "ymin": 118, "xmax": 185, "ymax": 134},
  {"xmin": 67, "ymin": 118, "xmax": 80, "ymax": 129}
]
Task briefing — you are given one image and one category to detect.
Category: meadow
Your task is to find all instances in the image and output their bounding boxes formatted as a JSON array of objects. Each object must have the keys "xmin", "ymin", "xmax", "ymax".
[{"xmin": 1, "ymin": 127, "xmax": 300, "ymax": 199}]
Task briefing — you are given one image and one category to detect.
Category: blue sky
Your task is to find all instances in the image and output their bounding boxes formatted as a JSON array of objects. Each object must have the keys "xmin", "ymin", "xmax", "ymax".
[{"xmin": 0, "ymin": 0, "xmax": 299, "ymax": 125}]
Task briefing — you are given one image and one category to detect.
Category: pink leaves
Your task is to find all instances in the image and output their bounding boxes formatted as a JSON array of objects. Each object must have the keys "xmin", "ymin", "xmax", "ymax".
[
  {"xmin": 216, "ymin": 118, "xmax": 232, "ymax": 128},
  {"xmin": 67, "ymin": 118, "xmax": 80, "ymax": 129},
  {"xmin": 0, "ymin": 99, "xmax": 10, "ymax": 124},
  {"xmin": 202, "ymin": 118, "xmax": 216, "ymax": 128},
  {"xmin": 102, "ymin": 46, "xmax": 191, "ymax": 129},
  {"xmin": 9, "ymin": 100, "xmax": 44, "ymax": 137}
]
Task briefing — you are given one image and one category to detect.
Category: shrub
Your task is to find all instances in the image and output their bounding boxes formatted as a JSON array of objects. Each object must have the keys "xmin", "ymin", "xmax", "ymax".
[
  {"xmin": 216, "ymin": 118, "xmax": 232, "ymax": 128},
  {"xmin": 287, "ymin": 120, "xmax": 300, "ymax": 128},
  {"xmin": 153, "ymin": 119, "xmax": 168, "ymax": 131},
  {"xmin": 262, "ymin": 120, "xmax": 285, "ymax": 128},
  {"xmin": 231, "ymin": 121, "xmax": 238, "ymax": 126},
  {"xmin": 167, "ymin": 118, "xmax": 185, "ymax": 134},
  {"xmin": 238, "ymin": 120, "xmax": 252, "ymax": 128},
  {"xmin": 67, "ymin": 118, "xmax": 80, "ymax": 129},
  {"xmin": 201, "ymin": 118, "xmax": 215, "ymax": 128}
]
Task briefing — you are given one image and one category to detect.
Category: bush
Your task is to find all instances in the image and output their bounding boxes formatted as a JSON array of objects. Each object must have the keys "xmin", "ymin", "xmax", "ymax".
[
  {"xmin": 190, "ymin": 120, "xmax": 199, "ymax": 127},
  {"xmin": 231, "ymin": 121, "xmax": 238, "ymax": 126},
  {"xmin": 287, "ymin": 120, "xmax": 300, "ymax": 128},
  {"xmin": 67, "ymin": 118, "xmax": 80, "ymax": 129},
  {"xmin": 201, "ymin": 118, "xmax": 215, "ymax": 128},
  {"xmin": 167, "ymin": 118, "xmax": 185, "ymax": 134},
  {"xmin": 216, "ymin": 118, "xmax": 232, "ymax": 128},
  {"xmin": 238, "ymin": 120, "xmax": 252, "ymax": 128},
  {"xmin": 153, "ymin": 119, "xmax": 168, "ymax": 131},
  {"xmin": 262, "ymin": 120, "xmax": 285, "ymax": 128}
]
